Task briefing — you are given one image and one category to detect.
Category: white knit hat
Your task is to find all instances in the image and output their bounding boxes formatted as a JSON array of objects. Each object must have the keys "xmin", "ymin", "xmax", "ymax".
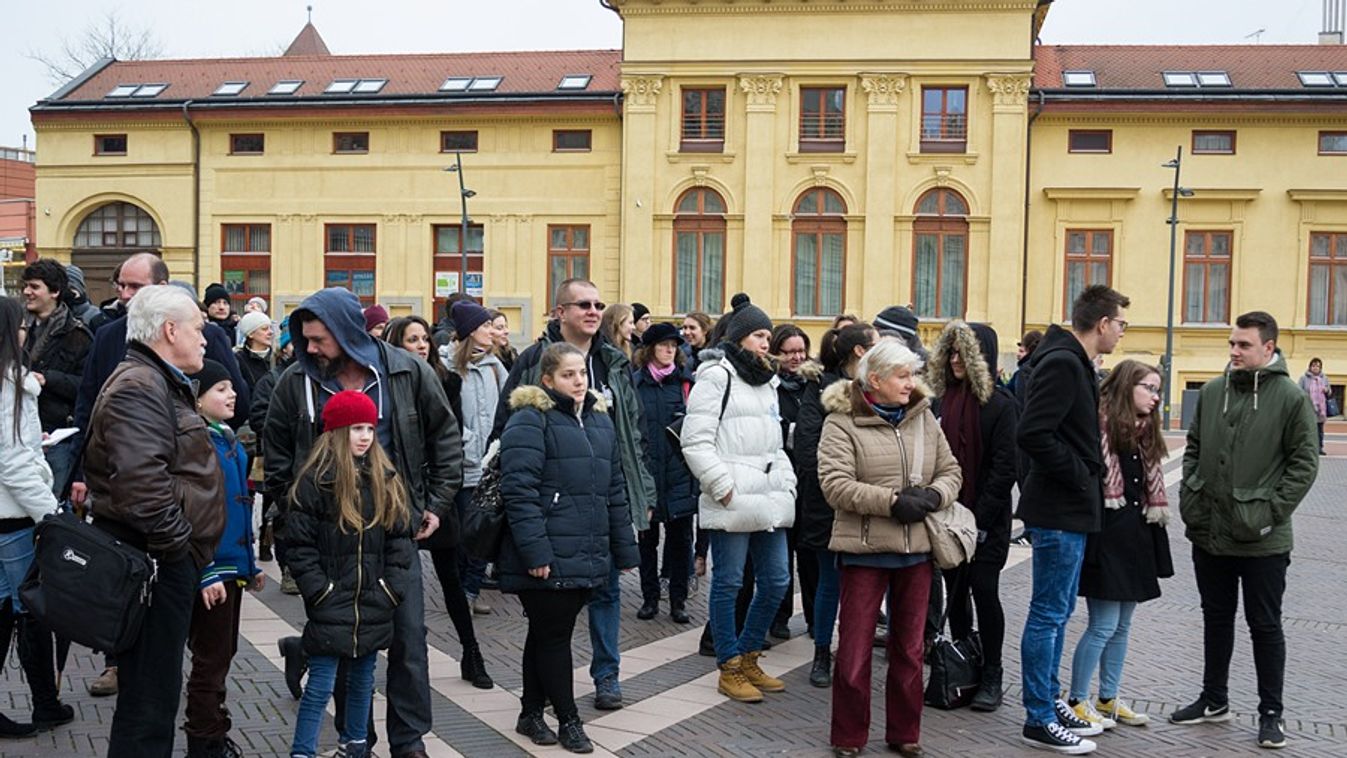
[{"xmin": 238, "ymin": 311, "xmax": 271, "ymax": 339}]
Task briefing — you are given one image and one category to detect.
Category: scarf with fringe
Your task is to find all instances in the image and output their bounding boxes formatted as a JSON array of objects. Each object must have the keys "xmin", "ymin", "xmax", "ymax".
[{"xmin": 1100, "ymin": 415, "xmax": 1168, "ymax": 521}]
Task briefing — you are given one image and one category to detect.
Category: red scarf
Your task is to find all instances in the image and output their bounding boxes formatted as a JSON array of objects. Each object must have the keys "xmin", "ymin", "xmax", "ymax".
[{"xmin": 939, "ymin": 381, "xmax": 982, "ymax": 508}]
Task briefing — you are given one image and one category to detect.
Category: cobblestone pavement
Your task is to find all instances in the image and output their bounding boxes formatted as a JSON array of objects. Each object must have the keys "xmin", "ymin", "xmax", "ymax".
[{"xmin": 3, "ymin": 446, "xmax": 1346, "ymax": 757}]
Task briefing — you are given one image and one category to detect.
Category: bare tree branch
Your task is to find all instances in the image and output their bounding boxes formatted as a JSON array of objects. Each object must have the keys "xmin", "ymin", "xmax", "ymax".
[{"xmin": 26, "ymin": 10, "xmax": 165, "ymax": 86}]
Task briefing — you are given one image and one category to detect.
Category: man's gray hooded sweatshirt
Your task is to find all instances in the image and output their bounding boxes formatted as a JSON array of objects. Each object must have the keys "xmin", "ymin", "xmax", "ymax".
[{"xmin": 263, "ymin": 287, "xmax": 462, "ymax": 524}]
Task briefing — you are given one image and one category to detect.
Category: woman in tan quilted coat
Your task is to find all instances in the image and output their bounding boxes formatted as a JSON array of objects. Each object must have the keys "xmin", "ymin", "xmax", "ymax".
[{"xmin": 818, "ymin": 337, "xmax": 961, "ymax": 758}]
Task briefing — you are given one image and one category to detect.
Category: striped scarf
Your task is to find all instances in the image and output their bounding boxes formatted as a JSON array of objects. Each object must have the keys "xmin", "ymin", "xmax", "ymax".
[{"xmin": 1099, "ymin": 416, "xmax": 1168, "ymax": 520}]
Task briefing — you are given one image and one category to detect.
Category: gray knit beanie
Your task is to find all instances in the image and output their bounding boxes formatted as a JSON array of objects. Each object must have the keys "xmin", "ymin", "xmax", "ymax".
[{"xmin": 725, "ymin": 293, "xmax": 773, "ymax": 344}]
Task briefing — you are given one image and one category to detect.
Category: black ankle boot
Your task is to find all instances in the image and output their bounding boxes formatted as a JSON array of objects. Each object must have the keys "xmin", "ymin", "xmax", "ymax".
[
  {"xmin": 557, "ymin": 715, "xmax": 594, "ymax": 754},
  {"xmin": 970, "ymin": 664, "xmax": 1003, "ymax": 712},
  {"xmin": 459, "ymin": 641, "xmax": 494, "ymax": 690},
  {"xmin": 515, "ymin": 709, "xmax": 557, "ymax": 746},
  {"xmin": 809, "ymin": 646, "xmax": 833, "ymax": 688},
  {"xmin": 17, "ymin": 615, "xmax": 73, "ymax": 729},
  {"xmin": 278, "ymin": 636, "xmax": 307, "ymax": 700}
]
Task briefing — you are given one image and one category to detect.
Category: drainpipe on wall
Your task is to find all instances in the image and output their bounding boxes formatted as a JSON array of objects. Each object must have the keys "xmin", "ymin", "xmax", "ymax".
[
  {"xmin": 181, "ymin": 100, "xmax": 201, "ymax": 289},
  {"xmin": 1020, "ymin": 89, "xmax": 1045, "ymax": 335}
]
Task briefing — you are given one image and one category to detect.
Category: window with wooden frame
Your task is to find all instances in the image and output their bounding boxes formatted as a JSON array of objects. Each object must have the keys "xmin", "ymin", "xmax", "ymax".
[
  {"xmin": 548, "ymin": 225, "xmax": 591, "ymax": 308},
  {"xmin": 920, "ymin": 86, "xmax": 968, "ymax": 153},
  {"xmin": 673, "ymin": 188, "xmax": 727, "ymax": 314},
  {"xmin": 1192, "ymin": 130, "xmax": 1235, "ymax": 155},
  {"xmin": 1309, "ymin": 231, "xmax": 1347, "ymax": 325},
  {"xmin": 912, "ymin": 189, "xmax": 970, "ymax": 320},
  {"xmin": 680, "ymin": 87, "xmax": 726, "ymax": 152},
  {"xmin": 94, "ymin": 134, "xmax": 127, "ymax": 155},
  {"xmin": 1182, "ymin": 230, "xmax": 1232, "ymax": 323},
  {"xmin": 1068, "ymin": 130, "xmax": 1112, "ymax": 154},
  {"xmin": 324, "ymin": 224, "xmax": 377, "ymax": 305},
  {"xmin": 229, "ymin": 133, "xmax": 265, "ymax": 155},
  {"xmin": 791, "ymin": 188, "xmax": 846, "ymax": 317},
  {"xmin": 221, "ymin": 224, "xmax": 272, "ymax": 308},
  {"xmin": 799, "ymin": 86, "xmax": 845, "ymax": 152},
  {"xmin": 433, "ymin": 224, "xmax": 484, "ymax": 309},
  {"xmin": 552, "ymin": 130, "xmax": 592, "ymax": 152},
  {"xmin": 73, "ymin": 202, "xmax": 160, "ymax": 249},
  {"xmin": 333, "ymin": 132, "xmax": 369, "ymax": 154},
  {"xmin": 1064, "ymin": 229, "xmax": 1113, "ymax": 318},
  {"xmin": 440, "ymin": 130, "xmax": 478, "ymax": 153},
  {"xmin": 1319, "ymin": 131, "xmax": 1347, "ymax": 155}
]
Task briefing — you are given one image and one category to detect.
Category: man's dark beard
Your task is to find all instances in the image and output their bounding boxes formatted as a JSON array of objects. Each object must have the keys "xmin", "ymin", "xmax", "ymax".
[{"xmin": 315, "ymin": 353, "xmax": 350, "ymax": 380}]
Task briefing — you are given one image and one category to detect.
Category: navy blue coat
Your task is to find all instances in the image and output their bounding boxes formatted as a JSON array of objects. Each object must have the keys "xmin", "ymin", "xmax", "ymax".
[
  {"xmin": 631, "ymin": 364, "xmax": 698, "ymax": 523},
  {"xmin": 498, "ymin": 386, "xmax": 639, "ymax": 593}
]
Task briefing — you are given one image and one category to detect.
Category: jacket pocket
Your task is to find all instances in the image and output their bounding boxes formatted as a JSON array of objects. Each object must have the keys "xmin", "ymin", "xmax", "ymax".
[
  {"xmin": 312, "ymin": 581, "xmax": 335, "ymax": 607},
  {"xmin": 1229, "ymin": 487, "xmax": 1277, "ymax": 543},
  {"xmin": 1178, "ymin": 473, "xmax": 1209, "ymax": 533},
  {"xmin": 377, "ymin": 578, "xmax": 401, "ymax": 607}
]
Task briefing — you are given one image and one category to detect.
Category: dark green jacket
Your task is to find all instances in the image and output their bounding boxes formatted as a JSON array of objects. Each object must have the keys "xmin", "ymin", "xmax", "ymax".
[{"xmin": 1180, "ymin": 352, "xmax": 1319, "ymax": 557}]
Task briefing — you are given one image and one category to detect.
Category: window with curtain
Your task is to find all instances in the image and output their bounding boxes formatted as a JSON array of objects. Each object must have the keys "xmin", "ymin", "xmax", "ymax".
[
  {"xmin": 792, "ymin": 188, "xmax": 846, "ymax": 317},
  {"xmin": 325, "ymin": 223, "xmax": 377, "ymax": 305},
  {"xmin": 221, "ymin": 223, "xmax": 271, "ymax": 307},
  {"xmin": 673, "ymin": 188, "xmax": 727, "ymax": 314},
  {"xmin": 548, "ymin": 225, "xmax": 591, "ymax": 308},
  {"xmin": 1183, "ymin": 230, "xmax": 1232, "ymax": 323},
  {"xmin": 1064, "ymin": 229, "xmax": 1113, "ymax": 318},
  {"xmin": 912, "ymin": 188, "xmax": 969, "ymax": 319},
  {"xmin": 1309, "ymin": 232, "xmax": 1347, "ymax": 326}
]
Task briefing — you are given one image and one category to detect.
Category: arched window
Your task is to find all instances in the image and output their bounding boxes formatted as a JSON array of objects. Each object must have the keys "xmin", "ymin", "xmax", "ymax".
[
  {"xmin": 912, "ymin": 188, "xmax": 968, "ymax": 319},
  {"xmin": 673, "ymin": 188, "xmax": 726, "ymax": 314},
  {"xmin": 72, "ymin": 202, "xmax": 162, "ymax": 305},
  {"xmin": 792, "ymin": 188, "xmax": 846, "ymax": 316}
]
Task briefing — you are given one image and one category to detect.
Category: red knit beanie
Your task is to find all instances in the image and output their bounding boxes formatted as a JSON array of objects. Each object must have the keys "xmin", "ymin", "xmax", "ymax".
[{"xmin": 322, "ymin": 390, "xmax": 378, "ymax": 432}]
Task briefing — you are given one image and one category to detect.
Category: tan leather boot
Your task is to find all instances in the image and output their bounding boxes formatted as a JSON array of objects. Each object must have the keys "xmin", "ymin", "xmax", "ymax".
[
  {"xmin": 740, "ymin": 651, "xmax": 786, "ymax": 692},
  {"xmin": 717, "ymin": 656, "xmax": 764, "ymax": 703}
]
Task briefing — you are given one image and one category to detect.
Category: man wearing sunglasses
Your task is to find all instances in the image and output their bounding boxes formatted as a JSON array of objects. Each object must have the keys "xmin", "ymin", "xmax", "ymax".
[{"xmin": 492, "ymin": 277, "xmax": 657, "ymax": 712}]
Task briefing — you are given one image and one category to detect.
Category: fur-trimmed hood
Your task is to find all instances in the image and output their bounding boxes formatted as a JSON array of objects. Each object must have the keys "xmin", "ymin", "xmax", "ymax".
[
  {"xmin": 926, "ymin": 320, "xmax": 994, "ymax": 405},
  {"xmin": 793, "ymin": 359, "xmax": 825, "ymax": 383},
  {"xmin": 819, "ymin": 376, "xmax": 930, "ymax": 419},
  {"xmin": 508, "ymin": 384, "xmax": 609, "ymax": 414}
]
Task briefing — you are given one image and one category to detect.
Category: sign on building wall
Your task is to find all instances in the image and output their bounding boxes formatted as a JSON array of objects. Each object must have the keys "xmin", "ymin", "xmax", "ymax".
[
  {"xmin": 435, "ymin": 271, "xmax": 459, "ymax": 297},
  {"xmin": 465, "ymin": 273, "xmax": 484, "ymax": 298}
]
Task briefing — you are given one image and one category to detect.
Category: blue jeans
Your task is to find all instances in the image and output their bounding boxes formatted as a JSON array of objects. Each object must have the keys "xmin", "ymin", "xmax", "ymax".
[
  {"xmin": 291, "ymin": 652, "xmax": 378, "ymax": 758},
  {"xmin": 812, "ymin": 548, "xmax": 840, "ymax": 648},
  {"xmin": 588, "ymin": 563, "xmax": 621, "ymax": 683},
  {"xmin": 1020, "ymin": 527, "xmax": 1087, "ymax": 727},
  {"xmin": 709, "ymin": 529, "xmax": 789, "ymax": 664},
  {"xmin": 44, "ymin": 438, "xmax": 77, "ymax": 498},
  {"xmin": 1069, "ymin": 598, "xmax": 1137, "ymax": 702},
  {"xmin": 454, "ymin": 488, "xmax": 487, "ymax": 596},
  {"xmin": 0, "ymin": 528, "xmax": 36, "ymax": 613}
]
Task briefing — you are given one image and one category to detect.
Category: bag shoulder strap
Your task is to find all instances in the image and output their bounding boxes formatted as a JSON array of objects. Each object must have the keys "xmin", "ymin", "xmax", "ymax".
[
  {"xmin": 907, "ymin": 410, "xmax": 924, "ymax": 487},
  {"xmin": 718, "ymin": 365, "xmax": 733, "ymax": 420}
]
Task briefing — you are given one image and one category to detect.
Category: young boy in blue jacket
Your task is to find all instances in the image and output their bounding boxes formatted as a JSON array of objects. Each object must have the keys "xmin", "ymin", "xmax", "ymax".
[{"xmin": 185, "ymin": 359, "xmax": 263, "ymax": 758}]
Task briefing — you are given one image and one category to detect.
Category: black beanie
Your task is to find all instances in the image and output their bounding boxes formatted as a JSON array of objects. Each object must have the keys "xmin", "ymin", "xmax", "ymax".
[
  {"xmin": 203, "ymin": 283, "xmax": 231, "ymax": 308},
  {"xmin": 874, "ymin": 305, "xmax": 919, "ymax": 338},
  {"xmin": 725, "ymin": 294, "xmax": 773, "ymax": 344},
  {"xmin": 632, "ymin": 302, "xmax": 650, "ymax": 323},
  {"xmin": 189, "ymin": 359, "xmax": 232, "ymax": 399}
]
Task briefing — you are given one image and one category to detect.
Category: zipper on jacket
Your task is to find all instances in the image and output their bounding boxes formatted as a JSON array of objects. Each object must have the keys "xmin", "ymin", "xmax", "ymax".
[
  {"xmin": 378, "ymin": 578, "xmax": 399, "ymax": 607},
  {"xmin": 314, "ymin": 581, "xmax": 335, "ymax": 606},
  {"xmin": 895, "ymin": 428, "xmax": 911, "ymax": 553},
  {"xmin": 353, "ymin": 524, "xmax": 364, "ymax": 657}
]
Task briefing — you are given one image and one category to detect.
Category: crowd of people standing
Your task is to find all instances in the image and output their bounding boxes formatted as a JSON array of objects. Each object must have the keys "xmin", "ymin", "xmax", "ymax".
[{"xmin": 0, "ymin": 254, "xmax": 1325, "ymax": 757}]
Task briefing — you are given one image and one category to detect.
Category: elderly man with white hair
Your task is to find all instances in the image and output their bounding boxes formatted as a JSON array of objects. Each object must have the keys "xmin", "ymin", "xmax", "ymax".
[{"xmin": 83, "ymin": 284, "xmax": 226, "ymax": 758}]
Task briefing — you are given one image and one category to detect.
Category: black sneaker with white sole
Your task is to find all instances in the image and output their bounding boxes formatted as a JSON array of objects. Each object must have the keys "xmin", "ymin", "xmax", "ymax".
[
  {"xmin": 1169, "ymin": 697, "xmax": 1233, "ymax": 724},
  {"xmin": 1022, "ymin": 722, "xmax": 1097, "ymax": 754},
  {"xmin": 1258, "ymin": 714, "xmax": 1287, "ymax": 749},
  {"xmin": 1054, "ymin": 698, "xmax": 1103, "ymax": 736}
]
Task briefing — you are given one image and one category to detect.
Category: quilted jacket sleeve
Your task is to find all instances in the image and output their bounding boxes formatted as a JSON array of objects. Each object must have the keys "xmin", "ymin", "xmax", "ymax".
[
  {"xmin": 818, "ymin": 416, "xmax": 895, "ymax": 517},
  {"xmin": 606, "ymin": 420, "xmax": 640, "ymax": 570},
  {"xmin": 499, "ymin": 408, "xmax": 554, "ymax": 571},
  {"xmin": 680, "ymin": 365, "xmax": 734, "ymax": 502},
  {"xmin": 282, "ymin": 474, "xmax": 330, "ymax": 603}
]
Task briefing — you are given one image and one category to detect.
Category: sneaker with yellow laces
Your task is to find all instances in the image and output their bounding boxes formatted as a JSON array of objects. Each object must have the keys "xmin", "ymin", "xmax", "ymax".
[
  {"xmin": 1097, "ymin": 697, "xmax": 1149, "ymax": 726},
  {"xmin": 1071, "ymin": 699, "xmax": 1117, "ymax": 730}
]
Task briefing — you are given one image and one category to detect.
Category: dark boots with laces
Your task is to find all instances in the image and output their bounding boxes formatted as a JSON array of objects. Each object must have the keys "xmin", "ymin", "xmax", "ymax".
[
  {"xmin": 809, "ymin": 646, "xmax": 833, "ymax": 688},
  {"xmin": 970, "ymin": 664, "xmax": 1003, "ymax": 712},
  {"xmin": 460, "ymin": 641, "xmax": 494, "ymax": 689}
]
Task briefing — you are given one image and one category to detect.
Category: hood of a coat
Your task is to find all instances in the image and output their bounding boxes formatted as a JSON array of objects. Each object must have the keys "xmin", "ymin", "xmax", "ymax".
[
  {"xmin": 288, "ymin": 288, "xmax": 383, "ymax": 381},
  {"xmin": 794, "ymin": 359, "xmax": 825, "ymax": 383},
  {"xmin": 1026, "ymin": 323, "xmax": 1091, "ymax": 374},
  {"xmin": 926, "ymin": 320, "xmax": 994, "ymax": 404},
  {"xmin": 820, "ymin": 377, "xmax": 930, "ymax": 421},
  {"xmin": 1224, "ymin": 349, "xmax": 1290, "ymax": 413},
  {"xmin": 508, "ymin": 384, "xmax": 609, "ymax": 415}
]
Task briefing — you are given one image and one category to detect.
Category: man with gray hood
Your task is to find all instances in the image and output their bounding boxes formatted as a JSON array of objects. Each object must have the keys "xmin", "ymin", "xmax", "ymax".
[{"xmin": 264, "ymin": 287, "xmax": 462, "ymax": 758}]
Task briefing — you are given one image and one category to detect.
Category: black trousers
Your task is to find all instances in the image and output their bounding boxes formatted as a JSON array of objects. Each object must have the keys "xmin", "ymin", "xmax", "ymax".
[
  {"xmin": 107, "ymin": 554, "xmax": 196, "ymax": 758},
  {"xmin": 519, "ymin": 589, "xmax": 591, "ymax": 720},
  {"xmin": 796, "ymin": 543, "xmax": 819, "ymax": 632},
  {"xmin": 185, "ymin": 581, "xmax": 244, "ymax": 738},
  {"xmin": 944, "ymin": 560, "xmax": 1006, "ymax": 668},
  {"xmin": 640, "ymin": 517, "xmax": 693, "ymax": 607},
  {"xmin": 1193, "ymin": 546, "xmax": 1290, "ymax": 716},
  {"xmin": 429, "ymin": 547, "xmax": 478, "ymax": 648},
  {"xmin": 925, "ymin": 566, "xmax": 944, "ymax": 642}
]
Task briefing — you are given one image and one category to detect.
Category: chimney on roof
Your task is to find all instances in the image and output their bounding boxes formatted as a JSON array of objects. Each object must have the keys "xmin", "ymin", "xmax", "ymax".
[{"xmin": 1322, "ymin": 0, "xmax": 1345, "ymax": 44}]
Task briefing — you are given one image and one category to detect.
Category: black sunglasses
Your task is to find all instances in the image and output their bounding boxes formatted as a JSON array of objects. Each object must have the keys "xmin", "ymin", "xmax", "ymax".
[{"xmin": 561, "ymin": 300, "xmax": 606, "ymax": 312}]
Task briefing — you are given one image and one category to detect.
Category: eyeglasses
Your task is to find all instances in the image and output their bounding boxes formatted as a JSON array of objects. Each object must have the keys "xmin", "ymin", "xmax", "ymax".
[
  {"xmin": 780, "ymin": 349, "xmax": 808, "ymax": 358},
  {"xmin": 1136, "ymin": 383, "xmax": 1161, "ymax": 396},
  {"xmin": 1109, "ymin": 317, "xmax": 1129, "ymax": 333},
  {"xmin": 560, "ymin": 300, "xmax": 605, "ymax": 312}
]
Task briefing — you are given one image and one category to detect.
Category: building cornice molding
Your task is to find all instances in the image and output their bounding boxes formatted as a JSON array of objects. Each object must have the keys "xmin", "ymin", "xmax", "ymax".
[
  {"xmin": 1289, "ymin": 189, "xmax": 1347, "ymax": 203},
  {"xmin": 1163, "ymin": 188, "xmax": 1261, "ymax": 202},
  {"xmin": 613, "ymin": 1, "xmax": 1039, "ymax": 16},
  {"xmin": 1042, "ymin": 187, "xmax": 1141, "ymax": 201},
  {"xmin": 1036, "ymin": 111, "xmax": 1347, "ymax": 127}
]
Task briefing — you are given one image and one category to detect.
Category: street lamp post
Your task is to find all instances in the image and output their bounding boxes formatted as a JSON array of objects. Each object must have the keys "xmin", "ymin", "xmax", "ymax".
[
  {"xmin": 445, "ymin": 153, "xmax": 477, "ymax": 296},
  {"xmin": 1162, "ymin": 146, "xmax": 1194, "ymax": 431}
]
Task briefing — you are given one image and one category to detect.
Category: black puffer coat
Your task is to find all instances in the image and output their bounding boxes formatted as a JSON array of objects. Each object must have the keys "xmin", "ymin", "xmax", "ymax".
[
  {"xmin": 22, "ymin": 305, "xmax": 92, "ymax": 432},
  {"xmin": 631, "ymin": 363, "xmax": 698, "ymax": 523},
  {"xmin": 793, "ymin": 368, "xmax": 845, "ymax": 551},
  {"xmin": 497, "ymin": 385, "xmax": 639, "ymax": 593},
  {"xmin": 234, "ymin": 346, "xmax": 273, "ymax": 393},
  {"xmin": 286, "ymin": 465, "xmax": 416, "ymax": 658}
]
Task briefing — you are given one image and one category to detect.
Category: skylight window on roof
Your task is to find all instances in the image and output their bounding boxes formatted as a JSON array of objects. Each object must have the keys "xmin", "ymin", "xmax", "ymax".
[
  {"xmin": 326, "ymin": 79, "xmax": 358, "ymax": 94},
  {"xmin": 130, "ymin": 83, "xmax": 168, "ymax": 98},
  {"xmin": 1163, "ymin": 72, "xmax": 1198, "ymax": 87},
  {"xmin": 468, "ymin": 77, "xmax": 502, "ymax": 92},
  {"xmin": 1299, "ymin": 71, "xmax": 1336, "ymax": 87},
  {"xmin": 269, "ymin": 80, "xmax": 304, "ymax": 95},
  {"xmin": 1062, "ymin": 70, "xmax": 1096, "ymax": 87},
  {"xmin": 558, "ymin": 75, "xmax": 592, "ymax": 90},
  {"xmin": 1334, "ymin": 72, "xmax": 1347, "ymax": 86},
  {"xmin": 106, "ymin": 84, "xmax": 139, "ymax": 98},
  {"xmin": 213, "ymin": 81, "xmax": 249, "ymax": 97},
  {"xmin": 1197, "ymin": 71, "xmax": 1231, "ymax": 87},
  {"xmin": 440, "ymin": 77, "xmax": 472, "ymax": 92},
  {"xmin": 352, "ymin": 79, "xmax": 387, "ymax": 94}
]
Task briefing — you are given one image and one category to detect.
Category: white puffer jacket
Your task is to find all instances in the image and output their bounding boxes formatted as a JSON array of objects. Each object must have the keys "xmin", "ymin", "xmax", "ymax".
[
  {"xmin": 0, "ymin": 372, "xmax": 59, "ymax": 522},
  {"xmin": 681, "ymin": 351, "xmax": 796, "ymax": 532}
]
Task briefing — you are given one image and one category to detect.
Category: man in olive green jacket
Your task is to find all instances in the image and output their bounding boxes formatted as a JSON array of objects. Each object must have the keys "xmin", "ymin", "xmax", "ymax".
[{"xmin": 1171, "ymin": 311, "xmax": 1319, "ymax": 750}]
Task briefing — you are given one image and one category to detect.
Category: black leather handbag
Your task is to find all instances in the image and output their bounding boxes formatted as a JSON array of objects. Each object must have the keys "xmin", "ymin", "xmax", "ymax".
[
  {"xmin": 924, "ymin": 620, "xmax": 983, "ymax": 710},
  {"xmin": 460, "ymin": 443, "xmax": 507, "ymax": 561}
]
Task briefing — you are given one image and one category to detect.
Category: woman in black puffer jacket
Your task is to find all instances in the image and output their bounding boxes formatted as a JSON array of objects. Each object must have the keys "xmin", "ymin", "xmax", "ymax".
[{"xmin": 499, "ymin": 343, "xmax": 639, "ymax": 754}]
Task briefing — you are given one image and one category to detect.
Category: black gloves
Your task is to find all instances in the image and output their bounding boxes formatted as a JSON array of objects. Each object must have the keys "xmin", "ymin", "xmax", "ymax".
[{"xmin": 890, "ymin": 486, "xmax": 941, "ymax": 524}]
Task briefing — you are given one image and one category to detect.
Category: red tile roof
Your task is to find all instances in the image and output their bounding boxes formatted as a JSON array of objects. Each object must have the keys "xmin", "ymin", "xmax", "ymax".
[
  {"xmin": 1035, "ymin": 44, "xmax": 1347, "ymax": 90},
  {"xmin": 284, "ymin": 23, "xmax": 331, "ymax": 57},
  {"xmin": 52, "ymin": 48, "xmax": 623, "ymax": 102}
]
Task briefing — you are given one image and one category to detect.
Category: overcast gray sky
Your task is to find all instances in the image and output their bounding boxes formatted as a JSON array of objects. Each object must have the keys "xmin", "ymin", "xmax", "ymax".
[{"xmin": 3, "ymin": 0, "xmax": 1329, "ymax": 150}]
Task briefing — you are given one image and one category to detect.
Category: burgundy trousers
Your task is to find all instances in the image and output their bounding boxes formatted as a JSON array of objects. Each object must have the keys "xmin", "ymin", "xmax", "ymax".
[{"xmin": 831, "ymin": 560, "xmax": 932, "ymax": 749}]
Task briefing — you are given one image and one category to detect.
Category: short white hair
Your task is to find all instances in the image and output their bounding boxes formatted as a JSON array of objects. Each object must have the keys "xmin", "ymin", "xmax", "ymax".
[
  {"xmin": 126, "ymin": 285, "xmax": 201, "ymax": 345},
  {"xmin": 856, "ymin": 337, "xmax": 923, "ymax": 386}
]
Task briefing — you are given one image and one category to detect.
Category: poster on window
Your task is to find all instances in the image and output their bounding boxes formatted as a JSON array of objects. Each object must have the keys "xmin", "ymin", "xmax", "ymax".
[
  {"xmin": 352, "ymin": 271, "xmax": 376, "ymax": 298},
  {"xmin": 435, "ymin": 271, "xmax": 459, "ymax": 297},
  {"xmin": 465, "ymin": 273, "xmax": 483, "ymax": 298},
  {"xmin": 223, "ymin": 270, "xmax": 246, "ymax": 294}
]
